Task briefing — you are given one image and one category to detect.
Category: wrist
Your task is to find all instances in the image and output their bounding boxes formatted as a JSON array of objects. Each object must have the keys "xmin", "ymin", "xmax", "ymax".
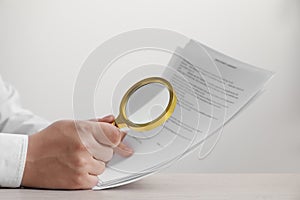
[{"xmin": 21, "ymin": 133, "xmax": 38, "ymax": 187}]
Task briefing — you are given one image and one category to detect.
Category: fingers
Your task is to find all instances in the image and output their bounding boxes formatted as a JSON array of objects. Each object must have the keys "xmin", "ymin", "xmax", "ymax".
[
  {"xmin": 87, "ymin": 158, "xmax": 106, "ymax": 176},
  {"xmin": 92, "ymin": 122, "xmax": 123, "ymax": 147},
  {"xmin": 70, "ymin": 173, "xmax": 99, "ymax": 189},
  {"xmin": 89, "ymin": 114, "xmax": 127, "ymax": 145},
  {"xmin": 79, "ymin": 120, "xmax": 134, "ymax": 160},
  {"xmin": 67, "ymin": 151, "xmax": 103, "ymax": 189},
  {"xmin": 84, "ymin": 116, "xmax": 134, "ymax": 161},
  {"xmin": 93, "ymin": 123, "xmax": 133, "ymax": 157},
  {"xmin": 88, "ymin": 130, "xmax": 133, "ymax": 160},
  {"xmin": 114, "ymin": 142, "xmax": 134, "ymax": 157},
  {"xmin": 120, "ymin": 131, "xmax": 126, "ymax": 141},
  {"xmin": 86, "ymin": 139, "xmax": 114, "ymax": 162},
  {"xmin": 85, "ymin": 175, "xmax": 99, "ymax": 189},
  {"xmin": 115, "ymin": 131, "xmax": 134, "ymax": 156}
]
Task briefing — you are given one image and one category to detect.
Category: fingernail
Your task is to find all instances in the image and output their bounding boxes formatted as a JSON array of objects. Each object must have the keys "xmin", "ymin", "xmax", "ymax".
[{"xmin": 124, "ymin": 146, "xmax": 134, "ymax": 154}]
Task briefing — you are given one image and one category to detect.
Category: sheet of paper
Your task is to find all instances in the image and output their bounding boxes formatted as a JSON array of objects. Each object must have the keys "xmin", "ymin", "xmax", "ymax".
[{"xmin": 94, "ymin": 40, "xmax": 274, "ymax": 190}]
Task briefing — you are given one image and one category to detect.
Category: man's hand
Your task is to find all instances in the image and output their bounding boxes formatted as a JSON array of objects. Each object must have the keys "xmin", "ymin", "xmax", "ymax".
[{"xmin": 21, "ymin": 115, "xmax": 133, "ymax": 189}]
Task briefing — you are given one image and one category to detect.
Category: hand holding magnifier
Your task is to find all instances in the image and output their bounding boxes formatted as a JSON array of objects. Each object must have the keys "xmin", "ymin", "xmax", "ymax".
[{"xmin": 113, "ymin": 77, "xmax": 177, "ymax": 132}]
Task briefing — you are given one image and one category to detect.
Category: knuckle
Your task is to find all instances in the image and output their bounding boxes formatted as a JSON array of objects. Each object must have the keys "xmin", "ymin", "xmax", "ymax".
[
  {"xmin": 74, "ymin": 142, "xmax": 86, "ymax": 152},
  {"xmin": 74, "ymin": 156, "xmax": 87, "ymax": 167},
  {"xmin": 71, "ymin": 174, "xmax": 85, "ymax": 189}
]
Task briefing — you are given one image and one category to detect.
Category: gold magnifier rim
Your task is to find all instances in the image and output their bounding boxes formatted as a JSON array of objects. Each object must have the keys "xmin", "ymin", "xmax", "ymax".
[{"xmin": 115, "ymin": 77, "xmax": 177, "ymax": 131}]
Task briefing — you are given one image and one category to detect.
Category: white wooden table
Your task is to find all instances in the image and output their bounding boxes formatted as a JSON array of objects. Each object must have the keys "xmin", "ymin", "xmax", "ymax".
[{"xmin": 1, "ymin": 174, "xmax": 299, "ymax": 200}]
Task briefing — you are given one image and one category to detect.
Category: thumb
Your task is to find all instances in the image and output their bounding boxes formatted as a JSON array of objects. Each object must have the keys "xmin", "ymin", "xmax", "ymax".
[
  {"xmin": 97, "ymin": 115, "xmax": 115, "ymax": 123},
  {"xmin": 89, "ymin": 115, "xmax": 115, "ymax": 123}
]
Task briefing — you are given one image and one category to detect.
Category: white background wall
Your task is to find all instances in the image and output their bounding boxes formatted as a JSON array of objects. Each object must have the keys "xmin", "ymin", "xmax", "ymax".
[{"xmin": 0, "ymin": 0, "xmax": 299, "ymax": 172}]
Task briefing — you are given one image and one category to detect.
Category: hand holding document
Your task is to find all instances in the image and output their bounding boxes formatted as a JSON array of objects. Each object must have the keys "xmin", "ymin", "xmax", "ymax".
[{"xmin": 93, "ymin": 39, "xmax": 274, "ymax": 190}]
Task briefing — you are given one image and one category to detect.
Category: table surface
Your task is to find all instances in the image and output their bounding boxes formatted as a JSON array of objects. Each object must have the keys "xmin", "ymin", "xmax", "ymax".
[{"xmin": 1, "ymin": 173, "xmax": 299, "ymax": 200}]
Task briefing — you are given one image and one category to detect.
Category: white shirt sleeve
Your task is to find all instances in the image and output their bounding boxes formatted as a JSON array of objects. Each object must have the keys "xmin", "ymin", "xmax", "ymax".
[
  {"xmin": 0, "ymin": 133, "xmax": 28, "ymax": 187},
  {"xmin": 0, "ymin": 75, "xmax": 49, "ymax": 187}
]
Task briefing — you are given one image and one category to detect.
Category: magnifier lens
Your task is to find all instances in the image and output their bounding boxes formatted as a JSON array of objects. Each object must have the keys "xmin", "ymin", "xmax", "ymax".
[{"xmin": 125, "ymin": 83, "xmax": 170, "ymax": 124}]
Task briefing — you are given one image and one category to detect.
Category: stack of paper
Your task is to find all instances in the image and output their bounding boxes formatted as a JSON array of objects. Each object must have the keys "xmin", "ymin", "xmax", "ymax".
[{"xmin": 94, "ymin": 40, "xmax": 274, "ymax": 190}]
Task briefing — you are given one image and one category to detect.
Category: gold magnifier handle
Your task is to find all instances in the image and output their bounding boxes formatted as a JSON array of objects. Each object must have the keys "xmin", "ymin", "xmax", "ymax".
[{"xmin": 112, "ymin": 115, "xmax": 127, "ymax": 129}]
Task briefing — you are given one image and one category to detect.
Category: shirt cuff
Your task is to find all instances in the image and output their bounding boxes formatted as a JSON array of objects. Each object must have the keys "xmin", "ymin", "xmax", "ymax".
[{"xmin": 0, "ymin": 133, "xmax": 28, "ymax": 187}]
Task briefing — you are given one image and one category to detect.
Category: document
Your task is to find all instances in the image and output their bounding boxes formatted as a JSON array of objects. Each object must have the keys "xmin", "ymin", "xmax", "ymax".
[{"xmin": 93, "ymin": 40, "xmax": 274, "ymax": 190}]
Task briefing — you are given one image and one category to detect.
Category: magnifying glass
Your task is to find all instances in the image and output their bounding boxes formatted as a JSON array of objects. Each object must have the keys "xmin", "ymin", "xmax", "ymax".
[{"xmin": 113, "ymin": 77, "xmax": 177, "ymax": 132}]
